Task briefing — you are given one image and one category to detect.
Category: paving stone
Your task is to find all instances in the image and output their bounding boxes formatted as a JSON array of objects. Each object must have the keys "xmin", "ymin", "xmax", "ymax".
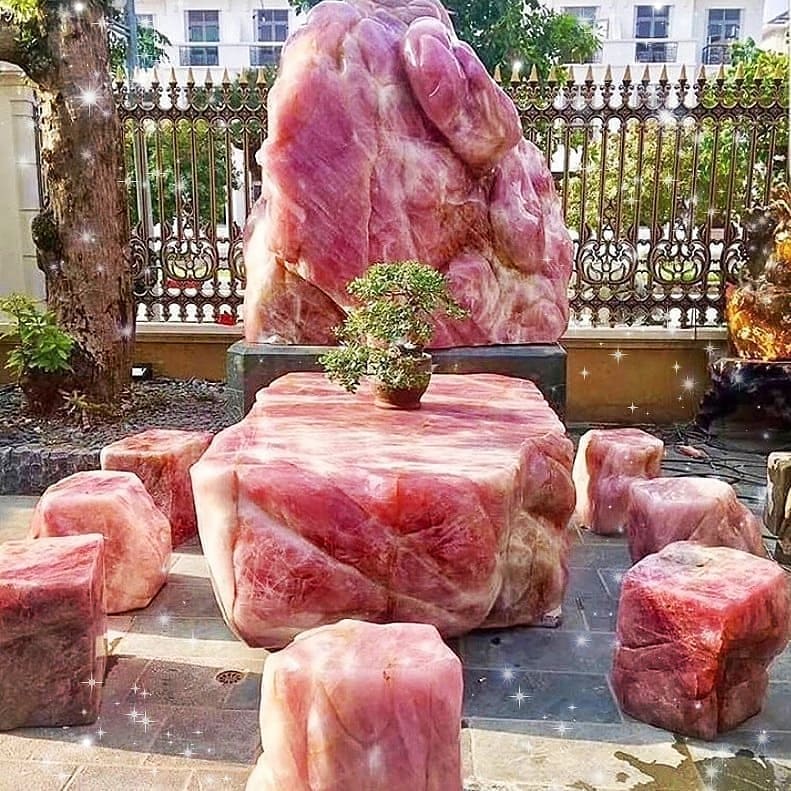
[
  {"xmin": 68, "ymin": 764, "xmax": 192, "ymax": 790},
  {"xmin": 469, "ymin": 729, "xmax": 704, "ymax": 790},
  {"xmin": 129, "ymin": 617, "xmax": 237, "ymax": 642},
  {"xmin": 186, "ymin": 767, "xmax": 251, "ymax": 790},
  {"xmin": 220, "ymin": 673, "xmax": 261, "ymax": 711},
  {"xmin": 168, "ymin": 555, "xmax": 211, "ymax": 580},
  {"xmin": 460, "ymin": 629, "xmax": 615, "ymax": 674},
  {"xmin": 124, "ymin": 661, "xmax": 239, "ymax": 710},
  {"xmin": 462, "ymin": 668, "xmax": 621, "ymax": 725},
  {"xmin": 144, "ymin": 580, "xmax": 224, "ymax": 619},
  {"xmin": 145, "ymin": 708, "xmax": 260, "ymax": 766},
  {"xmin": 0, "ymin": 760, "xmax": 76, "ymax": 791}
]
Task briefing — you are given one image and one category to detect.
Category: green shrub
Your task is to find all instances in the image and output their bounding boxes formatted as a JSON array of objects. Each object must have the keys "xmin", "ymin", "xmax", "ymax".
[{"xmin": 0, "ymin": 294, "xmax": 75, "ymax": 378}]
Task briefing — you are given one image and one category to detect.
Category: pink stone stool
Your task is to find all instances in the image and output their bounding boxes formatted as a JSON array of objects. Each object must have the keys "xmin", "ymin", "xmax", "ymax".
[
  {"xmin": 30, "ymin": 470, "xmax": 171, "ymax": 613},
  {"xmin": 612, "ymin": 541, "xmax": 790, "ymax": 740},
  {"xmin": 247, "ymin": 620, "xmax": 463, "ymax": 791},
  {"xmin": 573, "ymin": 428, "xmax": 664, "ymax": 535},
  {"xmin": 101, "ymin": 428, "xmax": 213, "ymax": 547},
  {"xmin": 626, "ymin": 476, "xmax": 766, "ymax": 563},
  {"xmin": 0, "ymin": 535, "xmax": 106, "ymax": 729}
]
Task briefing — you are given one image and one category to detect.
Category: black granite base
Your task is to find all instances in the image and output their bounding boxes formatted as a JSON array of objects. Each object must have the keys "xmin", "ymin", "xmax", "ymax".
[{"xmin": 226, "ymin": 342, "xmax": 567, "ymax": 421}]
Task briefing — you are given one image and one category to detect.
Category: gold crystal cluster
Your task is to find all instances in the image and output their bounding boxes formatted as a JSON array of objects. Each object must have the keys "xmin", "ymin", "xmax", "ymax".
[{"xmin": 726, "ymin": 185, "xmax": 791, "ymax": 361}]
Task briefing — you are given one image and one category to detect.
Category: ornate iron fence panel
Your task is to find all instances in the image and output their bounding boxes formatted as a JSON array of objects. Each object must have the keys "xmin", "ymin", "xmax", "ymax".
[{"xmin": 115, "ymin": 65, "xmax": 789, "ymax": 327}]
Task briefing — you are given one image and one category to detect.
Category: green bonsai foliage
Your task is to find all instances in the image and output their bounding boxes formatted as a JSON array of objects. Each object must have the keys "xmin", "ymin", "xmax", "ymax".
[
  {"xmin": 320, "ymin": 261, "xmax": 468, "ymax": 393},
  {"xmin": 0, "ymin": 293, "xmax": 74, "ymax": 378}
]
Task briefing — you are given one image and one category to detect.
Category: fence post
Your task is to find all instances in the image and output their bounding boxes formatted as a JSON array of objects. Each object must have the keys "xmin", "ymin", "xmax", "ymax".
[{"xmin": 0, "ymin": 65, "xmax": 44, "ymax": 300}]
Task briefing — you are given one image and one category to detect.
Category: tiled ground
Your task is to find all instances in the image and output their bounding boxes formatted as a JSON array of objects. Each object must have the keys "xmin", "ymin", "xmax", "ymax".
[{"xmin": 0, "ymin": 422, "xmax": 789, "ymax": 790}]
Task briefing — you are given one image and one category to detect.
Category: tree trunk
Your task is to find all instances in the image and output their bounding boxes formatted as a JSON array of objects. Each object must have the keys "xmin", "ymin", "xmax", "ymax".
[{"xmin": 33, "ymin": 6, "xmax": 133, "ymax": 402}]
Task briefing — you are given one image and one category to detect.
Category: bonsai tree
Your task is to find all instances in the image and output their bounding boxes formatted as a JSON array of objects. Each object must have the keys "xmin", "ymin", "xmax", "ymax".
[
  {"xmin": 0, "ymin": 294, "xmax": 75, "ymax": 413},
  {"xmin": 320, "ymin": 261, "xmax": 468, "ymax": 407}
]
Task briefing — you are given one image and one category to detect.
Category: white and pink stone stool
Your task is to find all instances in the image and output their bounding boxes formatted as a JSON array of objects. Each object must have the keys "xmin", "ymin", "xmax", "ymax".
[
  {"xmin": 572, "ymin": 428, "xmax": 664, "ymax": 535},
  {"xmin": 246, "ymin": 619, "xmax": 463, "ymax": 791},
  {"xmin": 30, "ymin": 470, "xmax": 171, "ymax": 613},
  {"xmin": 101, "ymin": 428, "xmax": 213, "ymax": 547},
  {"xmin": 0, "ymin": 534, "xmax": 106, "ymax": 729},
  {"xmin": 612, "ymin": 541, "xmax": 790, "ymax": 740},
  {"xmin": 626, "ymin": 476, "xmax": 767, "ymax": 563}
]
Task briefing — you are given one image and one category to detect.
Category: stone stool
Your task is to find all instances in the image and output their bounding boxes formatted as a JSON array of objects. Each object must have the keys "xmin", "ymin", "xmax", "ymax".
[
  {"xmin": 246, "ymin": 619, "xmax": 463, "ymax": 791},
  {"xmin": 573, "ymin": 428, "xmax": 664, "ymax": 535},
  {"xmin": 101, "ymin": 429, "xmax": 213, "ymax": 547},
  {"xmin": 0, "ymin": 535, "xmax": 106, "ymax": 729},
  {"xmin": 612, "ymin": 541, "xmax": 790, "ymax": 740},
  {"xmin": 30, "ymin": 470, "xmax": 171, "ymax": 613},
  {"xmin": 626, "ymin": 476, "xmax": 766, "ymax": 563}
]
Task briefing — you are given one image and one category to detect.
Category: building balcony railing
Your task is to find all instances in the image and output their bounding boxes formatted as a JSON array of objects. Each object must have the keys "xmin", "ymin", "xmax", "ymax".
[
  {"xmin": 171, "ymin": 41, "xmax": 285, "ymax": 71},
  {"xmin": 635, "ymin": 40, "xmax": 678, "ymax": 63},
  {"xmin": 702, "ymin": 42, "xmax": 735, "ymax": 65}
]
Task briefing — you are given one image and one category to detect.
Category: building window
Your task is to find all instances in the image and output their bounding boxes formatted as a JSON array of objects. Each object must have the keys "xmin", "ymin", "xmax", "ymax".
[
  {"xmin": 634, "ymin": 5, "xmax": 670, "ymax": 39},
  {"xmin": 707, "ymin": 8, "xmax": 741, "ymax": 43},
  {"xmin": 563, "ymin": 6, "xmax": 598, "ymax": 27},
  {"xmin": 250, "ymin": 9, "xmax": 288, "ymax": 67},
  {"xmin": 182, "ymin": 10, "xmax": 220, "ymax": 67},
  {"xmin": 255, "ymin": 9, "xmax": 289, "ymax": 42},
  {"xmin": 136, "ymin": 14, "xmax": 154, "ymax": 29}
]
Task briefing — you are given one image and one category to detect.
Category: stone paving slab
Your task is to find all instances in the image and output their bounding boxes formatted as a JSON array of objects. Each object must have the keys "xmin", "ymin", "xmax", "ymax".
[{"xmin": 0, "ymin": 423, "xmax": 790, "ymax": 789}]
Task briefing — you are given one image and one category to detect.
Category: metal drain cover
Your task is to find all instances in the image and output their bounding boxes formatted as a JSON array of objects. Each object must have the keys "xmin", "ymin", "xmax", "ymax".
[{"xmin": 215, "ymin": 669, "xmax": 245, "ymax": 685}]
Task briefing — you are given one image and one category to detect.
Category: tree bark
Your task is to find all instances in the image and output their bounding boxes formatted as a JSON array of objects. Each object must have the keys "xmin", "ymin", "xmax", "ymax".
[{"xmin": 1, "ymin": 4, "xmax": 133, "ymax": 402}]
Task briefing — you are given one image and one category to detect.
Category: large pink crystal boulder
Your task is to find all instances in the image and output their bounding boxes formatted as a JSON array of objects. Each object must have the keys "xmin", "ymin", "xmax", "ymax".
[
  {"xmin": 192, "ymin": 373, "xmax": 575, "ymax": 648},
  {"xmin": 247, "ymin": 619, "xmax": 462, "ymax": 790},
  {"xmin": 0, "ymin": 534, "xmax": 106, "ymax": 730},
  {"xmin": 30, "ymin": 470, "xmax": 171, "ymax": 613},
  {"xmin": 572, "ymin": 428, "xmax": 664, "ymax": 535},
  {"xmin": 627, "ymin": 476, "xmax": 767, "ymax": 563},
  {"xmin": 612, "ymin": 541, "xmax": 791, "ymax": 740},
  {"xmin": 242, "ymin": 0, "xmax": 572, "ymax": 346},
  {"xmin": 101, "ymin": 428, "xmax": 213, "ymax": 547}
]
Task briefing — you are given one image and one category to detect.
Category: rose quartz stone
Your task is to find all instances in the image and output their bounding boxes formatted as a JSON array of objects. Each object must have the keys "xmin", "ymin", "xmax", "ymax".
[
  {"xmin": 192, "ymin": 373, "xmax": 575, "ymax": 648},
  {"xmin": 246, "ymin": 619, "xmax": 462, "ymax": 791},
  {"xmin": 572, "ymin": 428, "xmax": 664, "ymax": 535},
  {"xmin": 612, "ymin": 541, "xmax": 790, "ymax": 739},
  {"xmin": 0, "ymin": 535, "xmax": 106, "ymax": 729},
  {"xmin": 627, "ymin": 476, "xmax": 767, "ymax": 563},
  {"xmin": 30, "ymin": 470, "xmax": 171, "ymax": 613},
  {"xmin": 242, "ymin": 0, "xmax": 572, "ymax": 346},
  {"xmin": 101, "ymin": 428, "xmax": 213, "ymax": 547}
]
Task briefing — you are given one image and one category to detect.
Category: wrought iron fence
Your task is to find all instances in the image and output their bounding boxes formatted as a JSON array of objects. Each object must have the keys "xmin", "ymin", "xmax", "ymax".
[{"xmin": 115, "ymin": 64, "xmax": 789, "ymax": 328}]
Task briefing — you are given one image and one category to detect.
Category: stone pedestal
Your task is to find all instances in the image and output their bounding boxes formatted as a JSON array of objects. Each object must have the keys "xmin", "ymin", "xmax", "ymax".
[{"xmin": 226, "ymin": 341, "xmax": 566, "ymax": 421}]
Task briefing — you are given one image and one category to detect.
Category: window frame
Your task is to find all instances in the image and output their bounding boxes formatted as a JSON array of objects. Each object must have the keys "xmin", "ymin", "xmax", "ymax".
[{"xmin": 634, "ymin": 5, "xmax": 671, "ymax": 39}]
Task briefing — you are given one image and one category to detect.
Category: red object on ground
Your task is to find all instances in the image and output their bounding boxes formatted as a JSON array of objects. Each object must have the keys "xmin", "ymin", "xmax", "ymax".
[
  {"xmin": 30, "ymin": 470, "xmax": 171, "ymax": 613},
  {"xmin": 242, "ymin": 0, "xmax": 572, "ymax": 346},
  {"xmin": 247, "ymin": 619, "xmax": 463, "ymax": 791},
  {"xmin": 572, "ymin": 428, "xmax": 664, "ymax": 535},
  {"xmin": 0, "ymin": 534, "xmax": 106, "ymax": 729},
  {"xmin": 101, "ymin": 429, "xmax": 213, "ymax": 547},
  {"xmin": 217, "ymin": 311, "xmax": 237, "ymax": 326},
  {"xmin": 626, "ymin": 476, "xmax": 767, "ymax": 563},
  {"xmin": 192, "ymin": 373, "xmax": 575, "ymax": 648},
  {"xmin": 612, "ymin": 541, "xmax": 790, "ymax": 740}
]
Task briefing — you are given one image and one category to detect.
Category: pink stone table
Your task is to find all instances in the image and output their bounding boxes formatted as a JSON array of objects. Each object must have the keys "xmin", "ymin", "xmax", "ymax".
[
  {"xmin": 612, "ymin": 541, "xmax": 790, "ymax": 740},
  {"xmin": 0, "ymin": 534, "xmax": 106, "ymax": 730},
  {"xmin": 626, "ymin": 476, "xmax": 767, "ymax": 563},
  {"xmin": 247, "ymin": 619, "xmax": 463, "ymax": 790},
  {"xmin": 30, "ymin": 470, "xmax": 171, "ymax": 613},
  {"xmin": 192, "ymin": 373, "xmax": 575, "ymax": 648},
  {"xmin": 101, "ymin": 428, "xmax": 213, "ymax": 547}
]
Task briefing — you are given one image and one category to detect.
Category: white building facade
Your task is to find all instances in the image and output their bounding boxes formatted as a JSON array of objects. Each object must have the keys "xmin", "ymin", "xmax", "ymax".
[
  {"xmin": 135, "ymin": 0, "xmax": 770, "ymax": 80},
  {"xmin": 552, "ymin": 0, "xmax": 768, "ymax": 69},
  {"xmin": 134, "ymin": 0, "xmax": 302, "ymax": 76}
]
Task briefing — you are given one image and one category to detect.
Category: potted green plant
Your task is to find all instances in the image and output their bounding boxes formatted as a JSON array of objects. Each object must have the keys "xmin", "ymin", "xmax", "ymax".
[
  {"xmin": 0, "ymin": 294, "xmax": 75, "ymax": 414},
  {"xmin": 320, "ymin": 261, "xmax": 468, "ymax": 409}
]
